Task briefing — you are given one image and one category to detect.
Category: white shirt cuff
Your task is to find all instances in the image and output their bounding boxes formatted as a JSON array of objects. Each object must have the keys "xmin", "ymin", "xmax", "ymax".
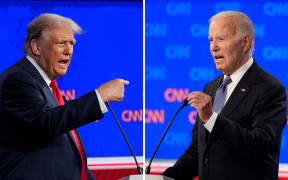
[
  {"xmin": 95, "ymin": 90, "xmax": 108, "ymax": 113},
  {"xmin": 204, "ymin": 112, "xmax": 218, "ymax": 133}
]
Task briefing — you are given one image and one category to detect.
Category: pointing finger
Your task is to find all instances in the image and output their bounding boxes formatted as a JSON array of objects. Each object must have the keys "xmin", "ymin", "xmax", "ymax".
[{"xmin": 121, "ymin": 79, "xmax": 130, "ymax": 85}]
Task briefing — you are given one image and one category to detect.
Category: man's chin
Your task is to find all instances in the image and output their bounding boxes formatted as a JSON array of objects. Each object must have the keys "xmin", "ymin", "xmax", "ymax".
[
  {"xmin": 54, "ymin": 71, "xmax": 68, "ymax": 79},
  {"xmin": 215, "ymin": 65, "xmax": 223, "ymax": 72}
]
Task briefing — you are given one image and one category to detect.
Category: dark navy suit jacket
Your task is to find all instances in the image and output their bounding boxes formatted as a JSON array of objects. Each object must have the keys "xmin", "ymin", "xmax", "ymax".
[
  {"xmin": 163, "ymin": 61, "xmax": 287, "ymax": 180},
  {"xmin": 0, "ymin": 56, "xmax": 104, "ymax": 180}
]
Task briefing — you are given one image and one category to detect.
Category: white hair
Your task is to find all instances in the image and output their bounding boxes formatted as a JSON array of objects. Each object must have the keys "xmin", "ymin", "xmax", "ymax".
[{"xmin": 209, "ymin": 11, "xmax": 255, "ymax": 55}]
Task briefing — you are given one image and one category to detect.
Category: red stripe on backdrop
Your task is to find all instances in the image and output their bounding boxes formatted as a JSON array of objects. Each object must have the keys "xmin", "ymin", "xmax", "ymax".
[
  {"xmin": 91, "ymin": 170, "xmax": 288, "ymax": 180},
  {"xmin": 89, "ymin": 163, "xmax": 143, "ymax": 167},
  {"xmin": 88, "ymin": 158, "xmax": 288, "ymax": 180},
  {"xmin": 91, "ymin": 169, "xmax": 139, "ymax": 180}
]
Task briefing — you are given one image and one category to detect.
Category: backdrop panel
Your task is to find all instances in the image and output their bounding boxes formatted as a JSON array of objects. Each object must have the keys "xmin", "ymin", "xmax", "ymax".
[
  {"xmin": 0, "ymin": 0, "xmax": 143, "ymax": 157},
  {"xmin": 145, "ymin": 0, "xmax": 288, "ymax": 164}
]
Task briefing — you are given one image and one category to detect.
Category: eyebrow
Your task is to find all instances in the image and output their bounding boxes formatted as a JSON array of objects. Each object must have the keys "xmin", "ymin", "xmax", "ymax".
[{"xmin": 57, "ymin": 39, "xmax": 76, "ymax": 44}]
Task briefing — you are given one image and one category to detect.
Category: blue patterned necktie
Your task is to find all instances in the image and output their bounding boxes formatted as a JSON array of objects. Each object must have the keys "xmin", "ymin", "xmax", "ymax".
[{"xmin": 213, "ymin": 76, "xmax": 232, "ymax": 113}]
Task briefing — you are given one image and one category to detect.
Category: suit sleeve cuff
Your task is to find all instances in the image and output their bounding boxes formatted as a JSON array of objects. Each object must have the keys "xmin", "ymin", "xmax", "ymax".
[
  {"xmin": 95, "ymin": 90, "xmax": 108, "ymax": 113},
  {"xmin": 204, "ymin": 112, "xmax": 218, "ymax": 132}
]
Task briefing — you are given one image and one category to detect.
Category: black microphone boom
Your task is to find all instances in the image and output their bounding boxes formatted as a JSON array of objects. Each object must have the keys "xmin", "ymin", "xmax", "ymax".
[
  {"xmin": 64, "ymin": 96, "xmax": 142, "ymax": 174},
  {"xmin": 62, "ymin": 96, "xmax": 68, "ymax": 103},
  {"xmin": 146, "ymin": 98, "xmax": 188, "ymax": 174},
  {"xmin": 106, "ymin": 102, "xmax": 143, "ymax": 174}
]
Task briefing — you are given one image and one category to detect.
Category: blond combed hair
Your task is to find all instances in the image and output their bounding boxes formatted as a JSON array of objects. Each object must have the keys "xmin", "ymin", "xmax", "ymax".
[{"xmin": 24, "ymin": 13, "xmax": 82, "ymax": 54}]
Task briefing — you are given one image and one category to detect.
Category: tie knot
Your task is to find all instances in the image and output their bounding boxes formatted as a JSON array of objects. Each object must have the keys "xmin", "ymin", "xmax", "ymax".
[
  {"xmin": 222, "ymin": 76, "xmax": 232, "ymax": 87},
  {"xmin": 49, "ymin": 80, "xmax": 58, "ymax": 89}
]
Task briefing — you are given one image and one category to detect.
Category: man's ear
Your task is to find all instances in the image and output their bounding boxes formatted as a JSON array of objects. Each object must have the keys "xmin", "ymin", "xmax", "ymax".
[
  {"xmin": 30, "ymin": 39, "xmax": 41, "ymax": 56},
  {"xmin": 242, "ymin": 35, "xmax": 251, "ymax": 53}
]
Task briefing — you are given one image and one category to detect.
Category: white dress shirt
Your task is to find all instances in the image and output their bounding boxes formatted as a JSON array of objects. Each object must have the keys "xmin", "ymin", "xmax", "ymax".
[
  {"xmin": 204, "ymin": 57, "xmax": 254, "ymax": 132},
  {"xmin": 26, "ymin": 55, "xmax": 108, "ymax": 113}
]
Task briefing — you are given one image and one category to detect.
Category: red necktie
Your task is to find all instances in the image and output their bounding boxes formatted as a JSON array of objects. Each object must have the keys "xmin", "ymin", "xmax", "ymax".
[{"xmin": 49, "ymin": 80, "xmax": 87, "ymax": 180}]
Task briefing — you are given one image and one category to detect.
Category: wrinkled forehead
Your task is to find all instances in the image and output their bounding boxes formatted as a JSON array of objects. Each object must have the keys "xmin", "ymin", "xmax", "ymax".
[
  {"xmin": 209, "ymin": 16, "xmax": 237, "ymax": 36},
  {"xmin": 40, "ymin": 25, "xmax": 75, "ymax": 41}
]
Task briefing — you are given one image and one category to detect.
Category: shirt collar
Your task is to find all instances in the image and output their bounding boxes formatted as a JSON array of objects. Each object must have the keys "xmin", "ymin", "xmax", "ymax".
[
  {"xmin": 224, "ymin": 57, "xmax": 253, "ymax": 84},
  {"xmin": 26, "ymin": 55, "xmax": 51, "ymax": 87}
]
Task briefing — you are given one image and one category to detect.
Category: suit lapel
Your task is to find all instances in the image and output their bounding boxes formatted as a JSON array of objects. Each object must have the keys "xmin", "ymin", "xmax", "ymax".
[
  {"xmin": 61, "ymin": 95, "xmax": 83, "ymax": 159},
  {"xmin": 67, "ymin": 130, "xmax": 87, "ymax": 165},
  {"xmin": 43, "ymin": 86, "xmax": 58, "ymax": 107},
  {"xmin": 18, "ymin": 57, "xmax": 85, "ymax": 161},
  {"xmin": 67, "ymin": 131, "xmax": 80, "ymax": 155},
  {"xmin": 220, "ymin": 61, "xmax": 258, "ymax": 117},
  {"xmin": 200, "ymin": 76, "xmax": 223, "ymax": 150},
  {"xmin": 18, "ymin": 57, "xmax": 58, "ymax": 107},
  {"xmin": 76, "ymin": 129, "xmax": 88, "ymax": 164},
  {"xmin": 209, "ymin": 76, "xmax": 223, "ymax": 101},
  {"xmin": 202, "ymin": 61, "xmax": 259, "ymax": 154}
]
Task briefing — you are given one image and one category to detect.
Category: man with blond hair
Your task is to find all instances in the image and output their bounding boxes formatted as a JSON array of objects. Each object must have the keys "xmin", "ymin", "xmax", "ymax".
[
  {"xmin": 0, "ymin": 13, "xmax": 128, "ymax": 180},
  {"xmin": 163, "ymin": 11, "xmax": 287, "ymax": 180}
]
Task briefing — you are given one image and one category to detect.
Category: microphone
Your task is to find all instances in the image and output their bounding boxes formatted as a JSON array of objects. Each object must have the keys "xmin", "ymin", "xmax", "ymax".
[
  {"xmin": 62, "ymin": 96, "xmax": 67, "ymax": 103},
  {"xmin": 105, "ymin": 102, "xmax": 142, "ymax": 174},
  {"xmin": 146, "ymin": 98, "xmax": 188, "ymax": 174},
  {"xmin": 62, "ymin": 95, "xmax": 142, "ymax": 173},
  {"xmin": 182, "ymin": 97, "xmax": 189, "ymax": 107}
]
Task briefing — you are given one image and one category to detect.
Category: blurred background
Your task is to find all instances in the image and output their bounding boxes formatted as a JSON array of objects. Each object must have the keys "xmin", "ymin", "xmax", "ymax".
[{"xmin": 145, "ymin": 0, "xmax": 288, "ymax": 176}]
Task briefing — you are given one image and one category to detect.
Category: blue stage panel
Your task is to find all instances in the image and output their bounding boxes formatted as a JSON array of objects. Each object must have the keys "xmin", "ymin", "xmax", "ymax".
[
  {"xmin": 146, "ymin": 1, "xmax": 288, "ymax": 163},
  {"xmin": 0, "ymin": 0, "xmax": 143, "ymax": 157}
]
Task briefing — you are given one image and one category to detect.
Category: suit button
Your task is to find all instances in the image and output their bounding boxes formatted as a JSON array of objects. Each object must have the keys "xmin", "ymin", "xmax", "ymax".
[{"xmin": 204, "ymin": 158, "xmax": 208, "ymax": 164}]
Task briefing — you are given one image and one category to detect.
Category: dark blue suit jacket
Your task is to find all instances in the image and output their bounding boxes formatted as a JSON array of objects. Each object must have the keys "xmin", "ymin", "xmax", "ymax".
[
  {"xmin": 0, "ymin": 56, "xmax": 104, "ymax": 179},
  {"xmin": 163, "ymin": 61, "xmax": 287, "ymax": 180}
]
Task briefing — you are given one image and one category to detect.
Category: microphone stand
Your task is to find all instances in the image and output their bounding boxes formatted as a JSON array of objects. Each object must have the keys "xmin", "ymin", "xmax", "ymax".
[
  {"xmin": 106, "ymin": 102, "xmax": 143, "ymax": 175},
  {"xmin": 146, "ymin": 99, "xmax": 188, "ymax": 174}
]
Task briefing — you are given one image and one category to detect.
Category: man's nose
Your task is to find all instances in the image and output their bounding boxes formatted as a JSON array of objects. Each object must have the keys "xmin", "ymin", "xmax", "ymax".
[
  {"xmin": 64, "ymin": 43, "xmax": 73, "ymax": 56},
  {"xmin": 210, "ymin": 41, "xmax": 219, "ymax": 52}
]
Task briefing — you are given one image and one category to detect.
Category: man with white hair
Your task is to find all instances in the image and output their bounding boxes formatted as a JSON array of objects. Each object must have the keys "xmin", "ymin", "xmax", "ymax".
[
  {"xmin": 0, "ymin": 13, "xmax": 128, "ymax": 180},
  {"xmin": 163, "ymin": 11, "xmax": 287, "ymax": 180}
]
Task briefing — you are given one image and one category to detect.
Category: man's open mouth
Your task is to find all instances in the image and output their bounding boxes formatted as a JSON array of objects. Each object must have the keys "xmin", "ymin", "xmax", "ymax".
[
  {"xmin": 58, "ymin": 60, "xmax": 69, "ymax": 68},
  {"xmin": 214, "ymin": 55, "xmax": 224, "ymax": 60},
  {"xmin": 58, "ymin": 60, "xmax": 69, "ymax": 64}
]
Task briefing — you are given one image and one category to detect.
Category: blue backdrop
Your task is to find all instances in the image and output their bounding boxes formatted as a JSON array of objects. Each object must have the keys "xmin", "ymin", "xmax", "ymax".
[
  {"xmin": 146, "ymin": 0, "xmax": 288, "ymax": 164},
  {"xmin": 0, "ymin": 0, "xmax": 143, "ymax": 157}
]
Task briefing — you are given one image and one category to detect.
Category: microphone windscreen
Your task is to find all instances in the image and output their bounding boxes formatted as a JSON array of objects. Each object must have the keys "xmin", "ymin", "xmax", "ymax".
[{"xmin": 183, "ymin": 97, "xmax": 188, "ymax": 106}]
